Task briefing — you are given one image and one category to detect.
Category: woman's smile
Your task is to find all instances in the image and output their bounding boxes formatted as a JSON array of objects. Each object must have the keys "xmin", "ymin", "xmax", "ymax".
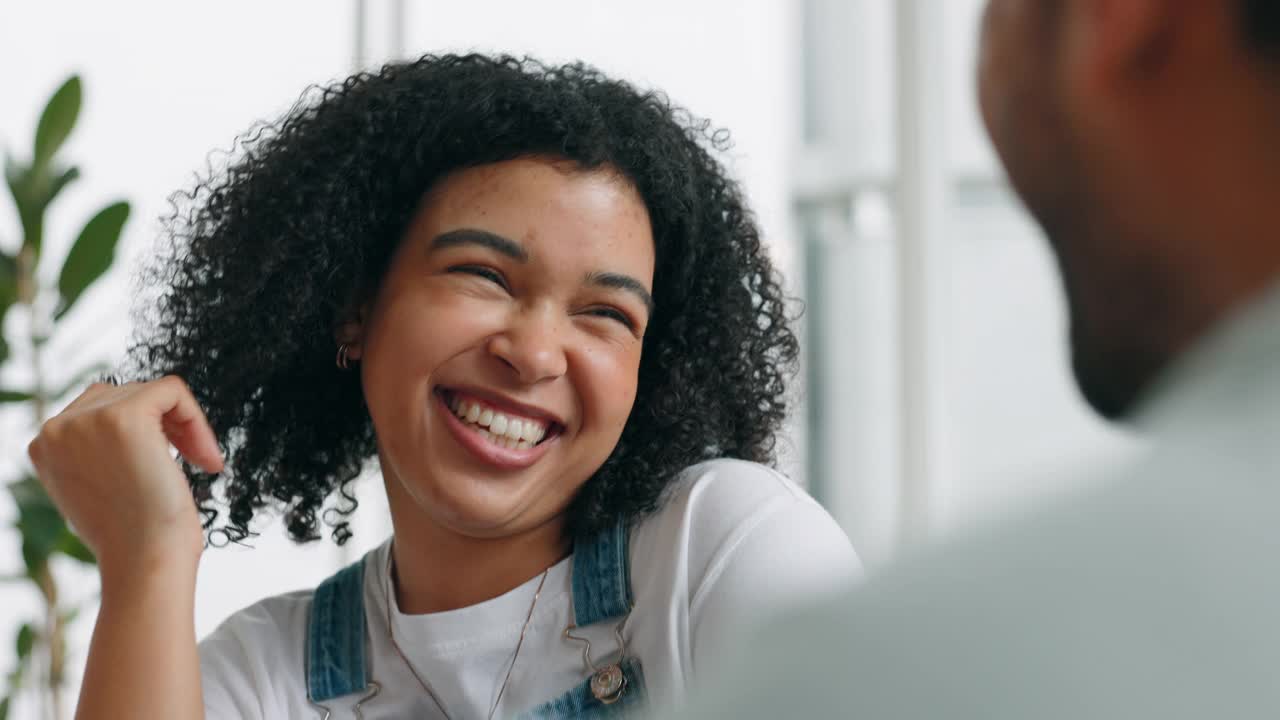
[{"xmin": 434, "ymin": 387, "xmax": 563, "ymax": 470}]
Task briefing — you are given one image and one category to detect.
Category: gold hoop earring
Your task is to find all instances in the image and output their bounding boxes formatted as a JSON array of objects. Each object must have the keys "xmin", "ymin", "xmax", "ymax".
[{"xmin": 336, "ymin": 343, "xmax": 352, "ymax": 370}]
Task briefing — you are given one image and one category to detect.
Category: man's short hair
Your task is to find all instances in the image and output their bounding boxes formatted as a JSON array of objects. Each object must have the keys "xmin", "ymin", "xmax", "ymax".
[{"xmin": 1244, "ymin": 0, "xmax": 1280, "ymax": 56}]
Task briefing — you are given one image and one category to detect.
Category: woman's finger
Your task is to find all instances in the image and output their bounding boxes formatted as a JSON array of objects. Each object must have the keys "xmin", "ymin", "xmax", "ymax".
[{"xmin": 136, "ymin": 376, "xmax": 225, "ymax": 474}]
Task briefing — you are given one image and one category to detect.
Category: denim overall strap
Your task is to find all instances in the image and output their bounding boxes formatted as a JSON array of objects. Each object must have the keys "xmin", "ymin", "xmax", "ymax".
[
  {"xmin": 306, "ymin": 559, "xmax": 369, "ymax": 703},
  {"xmin": 519, "ymin": 519, "xmax": 645, "ymax": 718},
  {"xmin": 572, "ymin": 519, "xmax": 633, "ymax": 626},
  {"xmin": 516, "ymin": 658, "xmax": 648, "ymax": 720}
]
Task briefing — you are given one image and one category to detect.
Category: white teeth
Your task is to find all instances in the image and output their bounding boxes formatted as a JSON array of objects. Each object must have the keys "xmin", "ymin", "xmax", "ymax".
[
  {"xmin": 520, "ymin": 422, "xmax": 541, "ymax": 443},
  {"xmin": 505, "ymin": 418, "xmax": 524, "ymax": 441},
  {"xmin": 490, "ymin": 414, "xmax": 509, "ymax": 436},
  {"xmin": 448, "ymin": 394, "xmax": 551, "ymax": 450}
]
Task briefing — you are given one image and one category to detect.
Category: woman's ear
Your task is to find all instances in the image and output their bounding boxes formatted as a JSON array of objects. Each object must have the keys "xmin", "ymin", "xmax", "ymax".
[{"xmin": 333, "ymin": 304, "xmax": 369, "ymax": 361}]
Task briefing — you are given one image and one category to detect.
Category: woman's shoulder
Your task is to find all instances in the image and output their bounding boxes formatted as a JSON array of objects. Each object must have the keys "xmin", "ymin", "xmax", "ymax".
[
  {"xmin": 666, "ymin": 457, "xmax": 811, "ymax": 505},
  {"xmin": 630, "ymin": 458, "xmax": 860, "ymax": 597},
  {"xmin": 200, "ymin": 588, "xmax": 316, "ymax": 652},
  {"xmin": 642, "ymin": 458, "xmax": 828, "ymax": 540},
  {"xmin": 198, "ymin": 588, "xmax": 317, "ymax": 716}
]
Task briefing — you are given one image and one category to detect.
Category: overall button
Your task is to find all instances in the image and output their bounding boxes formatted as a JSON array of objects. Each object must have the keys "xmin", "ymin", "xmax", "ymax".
[{"xmin": 590, "ymin": 665, "xmax": 627, "ymax": 704}]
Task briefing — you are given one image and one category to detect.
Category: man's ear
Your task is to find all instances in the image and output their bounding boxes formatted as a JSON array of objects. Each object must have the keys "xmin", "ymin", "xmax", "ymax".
[
  {"xmin": 1064, "ymin": 0, "xmax": 1175, "ymax": 93},
  {"xmin": 1057, "ymin": 0, "xmax": 1188, "ymax": 144}
]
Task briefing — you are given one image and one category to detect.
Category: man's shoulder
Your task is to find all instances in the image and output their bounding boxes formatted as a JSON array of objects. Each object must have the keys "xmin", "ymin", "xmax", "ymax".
[{"xmin": 685, "ymin": 455, "xmax": 1280, "ymax": 718}]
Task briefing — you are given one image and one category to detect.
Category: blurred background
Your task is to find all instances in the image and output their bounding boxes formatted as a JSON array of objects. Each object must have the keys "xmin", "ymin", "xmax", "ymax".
[{"xmin": 0, "ymin": 1, "xmax": 1140, "ymax": 717}]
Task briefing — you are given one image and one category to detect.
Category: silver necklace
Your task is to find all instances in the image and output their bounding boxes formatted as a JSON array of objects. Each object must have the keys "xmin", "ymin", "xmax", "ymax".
[{"xmin": 384, "ymin": 545, "xmax": 551, "ymax": 720}]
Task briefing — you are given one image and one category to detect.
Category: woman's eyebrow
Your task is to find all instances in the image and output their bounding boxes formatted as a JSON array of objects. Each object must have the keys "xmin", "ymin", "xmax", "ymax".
[
  {"xmin": 429, "ymin": 228, "xmax": 528, "ymax": 262},
  {"xmin": 587, "ymin": 271, "xmax": 655, "ymax": 314}
]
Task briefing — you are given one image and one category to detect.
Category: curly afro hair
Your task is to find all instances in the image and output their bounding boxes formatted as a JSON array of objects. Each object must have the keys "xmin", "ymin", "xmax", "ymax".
[{"xmin": 128, "ymin": 54, "xmax": 799, "ymax": 545}]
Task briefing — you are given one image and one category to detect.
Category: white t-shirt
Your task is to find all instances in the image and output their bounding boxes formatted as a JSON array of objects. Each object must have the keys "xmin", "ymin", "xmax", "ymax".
[{"xmin": 198, "ymin": 459, "xmax": 860, "ymax": 719}]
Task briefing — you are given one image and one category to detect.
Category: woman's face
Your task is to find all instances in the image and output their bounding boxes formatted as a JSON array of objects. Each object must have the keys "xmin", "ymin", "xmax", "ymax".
[{"xmin": 357, "ymin": 157, "xmax": 655, "ymax": 539}]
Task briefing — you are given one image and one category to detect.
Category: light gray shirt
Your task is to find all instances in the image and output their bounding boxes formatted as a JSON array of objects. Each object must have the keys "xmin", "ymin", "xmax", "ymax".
[{"xmin": 675, "ymin": 282, "xmax": 1280, "ymax": 719}]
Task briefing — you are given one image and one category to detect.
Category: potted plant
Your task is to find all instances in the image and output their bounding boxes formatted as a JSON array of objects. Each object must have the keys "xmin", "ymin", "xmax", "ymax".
[{"xmin": 1, "ymin": 74, "xmax": 130, "ymax": 720}]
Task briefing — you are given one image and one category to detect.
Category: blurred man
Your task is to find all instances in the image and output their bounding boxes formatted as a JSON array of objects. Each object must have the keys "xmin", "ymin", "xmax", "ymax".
[{"xmin": 678, "ymin": 1, "xmax": 1280, "ymax": 717}]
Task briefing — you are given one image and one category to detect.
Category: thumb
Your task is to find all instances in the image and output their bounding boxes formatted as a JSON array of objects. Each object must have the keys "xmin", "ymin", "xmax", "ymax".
[
  {"xmin": 162, "ymin": 411, "xmax": 225, "ymax": 475},
  {"xmin": 147, "ymin": 377, "xmax": 225, "ymax": 475}
]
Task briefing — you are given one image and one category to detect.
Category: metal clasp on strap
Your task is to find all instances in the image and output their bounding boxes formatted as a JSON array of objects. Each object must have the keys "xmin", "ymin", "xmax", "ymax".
[{"xmin": 307, "ymin": 681, "xmax": 381, "ymax": 720}]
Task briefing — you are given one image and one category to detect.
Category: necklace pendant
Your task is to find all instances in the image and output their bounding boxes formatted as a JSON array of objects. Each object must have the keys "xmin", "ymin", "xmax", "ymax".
[{"xmin": 590, "ymin": 664, "xmax": 627, "ymax": 705}]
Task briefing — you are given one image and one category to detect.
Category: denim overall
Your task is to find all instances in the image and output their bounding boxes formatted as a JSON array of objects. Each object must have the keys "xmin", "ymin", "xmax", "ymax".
[{"xmin": 304, "ymin": 521, "xmax": 647, "ymax": 719}]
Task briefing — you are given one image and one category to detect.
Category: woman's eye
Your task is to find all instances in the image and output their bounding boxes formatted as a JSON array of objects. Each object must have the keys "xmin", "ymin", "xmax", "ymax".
[
  {"xmin": 448, "ymin": 265, "xmax": 508, "ymax": 289},
  {"xmin": 585, "ymin": 306, "xmax": 636, "ymax": 331}
]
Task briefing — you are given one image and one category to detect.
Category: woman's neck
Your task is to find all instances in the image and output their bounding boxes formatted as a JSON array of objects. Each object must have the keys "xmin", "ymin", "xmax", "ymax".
[{"xmin": 385, "ymin": 490, "xmax": 572, "ymax": 615}]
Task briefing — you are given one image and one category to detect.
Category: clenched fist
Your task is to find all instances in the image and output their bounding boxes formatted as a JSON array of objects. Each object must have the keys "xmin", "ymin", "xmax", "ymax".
[{"xmin": 27, "ymin": 375, "xmax": 224, "ymax": 580}]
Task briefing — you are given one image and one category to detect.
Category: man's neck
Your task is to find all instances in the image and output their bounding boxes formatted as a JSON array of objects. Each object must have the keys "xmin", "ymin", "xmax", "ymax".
[
  {"xmin": 1160, "ymin": 172, "xmax": 1280, "ymax": 365},
  {"xmin": 1123, "ymin": 84, "xmax": 1280, "ymax": 371}
]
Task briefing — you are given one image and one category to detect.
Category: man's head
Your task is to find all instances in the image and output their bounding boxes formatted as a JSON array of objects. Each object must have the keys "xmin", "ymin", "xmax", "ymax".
[{"xmin": 978, "ymin": 0, "xmax": 1280, "ymax": 419}]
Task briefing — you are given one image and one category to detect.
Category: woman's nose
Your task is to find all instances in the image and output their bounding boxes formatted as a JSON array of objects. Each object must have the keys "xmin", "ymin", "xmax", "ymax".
[{"xmin": 486, "ymin": 307, "xmax": 568, "ymax": 385}]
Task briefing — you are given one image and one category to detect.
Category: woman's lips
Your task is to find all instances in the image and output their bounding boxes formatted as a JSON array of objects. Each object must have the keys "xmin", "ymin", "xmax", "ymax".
[
  {"xmin": 434, "ymin": 390, "xmax": 559, "ymax": 470},
  {"xmin": 445, "ymin": 391, "xmax": 552, "ymax": 449}
]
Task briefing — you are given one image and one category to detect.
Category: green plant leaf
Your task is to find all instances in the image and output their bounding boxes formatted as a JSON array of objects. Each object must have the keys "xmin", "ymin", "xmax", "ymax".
[
  {"xmin": 46, "ymin": 165, "xmax": 80, "ymax": 209},
  {"xmin": 34, "ymin": 76, "xmax": 81, "ymax": 167},
  {"xmin": 3, "ymin": 158, "xmax": 40, "ymax": 254},
  {"xmin": 0, "ymin": 384, "xmax": 33, "ymax": 399},
  {"xmin": 0, "ymin": 250, "xmax": 14, "ymax": 306},
  {"xmin": 9, "ymin": 477, "xmax": 64, "ymax": 579},
  {"xmin": 19, "ymin": 516, "xmax": 64, "ymax": 581},
  {"xmin": 4, "ymin": 157, "xmax": 78, "ymax": 260},
  {"xmin": 0, "ymin": 389, "xmax": 33, "ymax": 403},
  {"xmin": 15, "ymin": 624, "xmax": 34, "ymax": 661},
  {"xmin": 7, "ymin": 475, "xmax": 52, "ymax": 511},
  {"xmin": 0, "ymin": 694, "xmax": 9, "ymax": 720},
  {"xmin": 55, "ymin": 529, "xmax": 95, "ymax": 565},
  {"xmin": 56, "ymin": 201, "xmax": 128, "ymax": 320},
  {"xmin": 19, "ymin": 545, "xmax": 45, "ymax": 583},
  {"xmin": 0, "ymin": 249, "xmax": 12, "ymax": 361}
]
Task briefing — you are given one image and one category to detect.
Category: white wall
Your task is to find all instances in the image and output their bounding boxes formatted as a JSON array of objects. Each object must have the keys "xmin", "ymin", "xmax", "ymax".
[{"xmin": 797, "ymin": 0, "xmax": 1140, "ymax": 567}]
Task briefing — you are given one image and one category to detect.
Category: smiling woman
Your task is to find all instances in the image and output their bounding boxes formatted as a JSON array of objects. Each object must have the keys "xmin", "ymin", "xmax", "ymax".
[
  {"xmin": 354, "ymin": 159, "xmax": 662, "ymax": 613},
  {"xmin": 25, "ymin": 54, "xmax": 859, "ymax": 719}
]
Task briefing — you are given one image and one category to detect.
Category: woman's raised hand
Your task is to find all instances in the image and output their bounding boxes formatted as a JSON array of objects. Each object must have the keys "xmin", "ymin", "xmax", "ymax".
[{"xmin": 27, "ymin": 375, "xmax": 223, "ymax": 577}]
